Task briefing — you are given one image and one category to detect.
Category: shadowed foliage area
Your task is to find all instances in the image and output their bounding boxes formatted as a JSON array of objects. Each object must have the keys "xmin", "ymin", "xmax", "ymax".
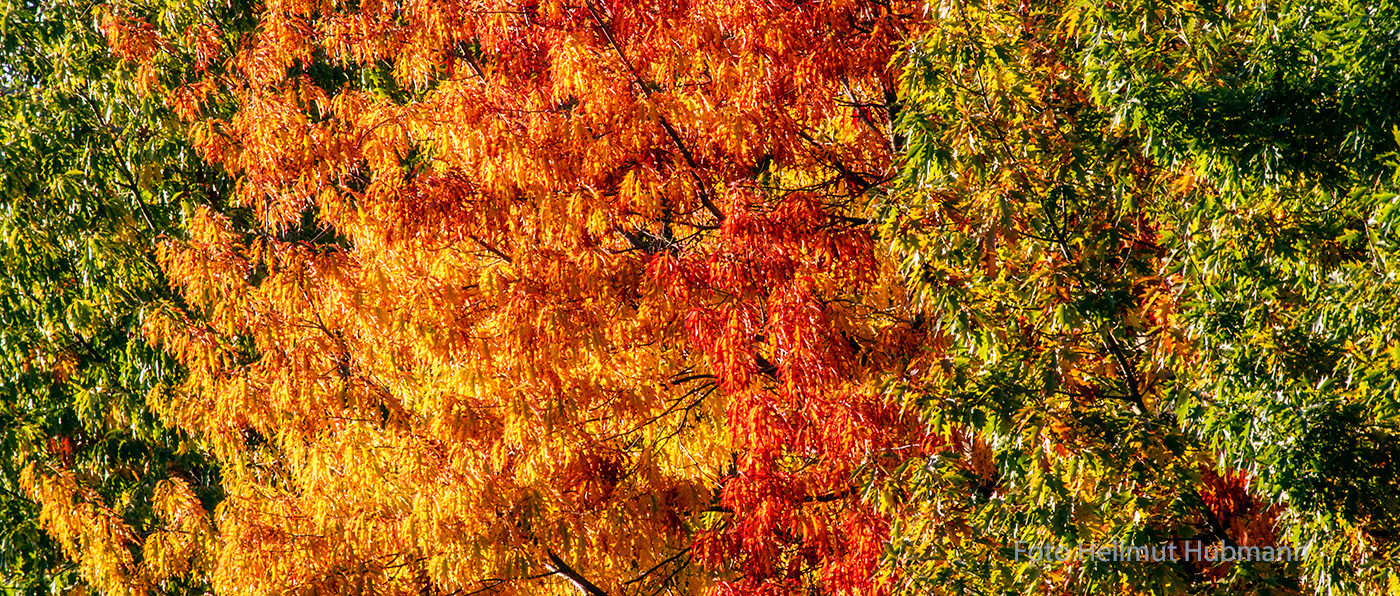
[
  {"xmin": 0, "ymin": 0, "xmax": 227, "ymax": 593},
  {"xmin": 880, "ymin": 0, "xmax": 1400, "ymax": 594}
]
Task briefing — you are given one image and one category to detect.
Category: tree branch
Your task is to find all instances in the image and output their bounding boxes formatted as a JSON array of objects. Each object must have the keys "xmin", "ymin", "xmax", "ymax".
[
  {"xmin": 469, "ymin": 234, "xmax": 512, "ymax": 263},
  {"xmin": 545, "ymin": 551, "xmax": 610, "ymax": 596},
  {"xmin": 1100, "ymin": 326, "xmax": 1147, "ymax": 415},
  {"xmin": 623, "ymin": 547, "xmax": 691, "ymax": 586},
  {"xmin": 584, "ymin": 2, "xmax": 725, "ymax": 225}
]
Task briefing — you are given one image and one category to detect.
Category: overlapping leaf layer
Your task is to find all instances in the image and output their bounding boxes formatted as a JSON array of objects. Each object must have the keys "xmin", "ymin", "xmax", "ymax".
[{"xmin": 6, "ymin": 1, "xmax": 1400, "ymax": 596}]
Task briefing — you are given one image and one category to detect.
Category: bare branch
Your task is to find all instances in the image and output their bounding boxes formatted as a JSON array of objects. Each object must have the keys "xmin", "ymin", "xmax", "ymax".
[{"xmin": 546, "ymin": 551, "xmax": 610, "ymax": 596}]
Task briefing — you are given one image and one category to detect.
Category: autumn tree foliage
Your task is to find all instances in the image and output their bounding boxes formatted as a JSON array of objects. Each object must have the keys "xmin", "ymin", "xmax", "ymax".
[
  {"xmin": 97, "ymin": 1, "xmax": 936, "ymax": 596},
  {"xmin": 18, "ymin": 0, "xmax": 1400, "ymax": 595}
]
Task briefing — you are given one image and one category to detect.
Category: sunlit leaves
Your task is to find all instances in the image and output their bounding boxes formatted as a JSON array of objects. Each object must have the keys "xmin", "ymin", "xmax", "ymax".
[
  {"xmin": 0, "ymin": 0, "xmax": 221, "ymax": 593},
  {"xmin": 883, "ymin": 0, "xmax": 1400, "ymax": 595},
  {"xmin": 116, "ymin": 1, "xmax": 935, "ymax": 596}
]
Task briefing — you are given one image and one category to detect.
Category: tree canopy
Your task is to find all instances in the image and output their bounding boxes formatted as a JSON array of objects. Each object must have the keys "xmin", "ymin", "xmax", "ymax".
[
  {"xmin": 882, "ymin": 0, "xmax": 1400, "ymax": 594},
  {"xmin": 3, "ymin": 1, "xmax": 1399, "ymax": 596},
  {"xmin": 0, "ymin": 0, "xmax": 223, "ymax": 594}
]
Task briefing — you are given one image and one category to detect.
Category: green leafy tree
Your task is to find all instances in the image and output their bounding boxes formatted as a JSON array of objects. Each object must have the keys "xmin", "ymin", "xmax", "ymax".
[
  {"xmin": 0, "ymin": 0, "xmax": 228, "ymax": 593},
  {"xmin": 1078, "ymin": 0, "xmax": 1400, "ymax": 590},
  {"xmin": 878, "ymin": 0, "xmax": 1399, "ymax": 594}
]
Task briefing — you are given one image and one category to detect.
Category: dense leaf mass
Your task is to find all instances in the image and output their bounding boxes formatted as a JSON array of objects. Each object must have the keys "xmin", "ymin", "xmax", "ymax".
[
  {"xmin": 0, "ymin": 0, "xmax": 222, "ymax": 594},
  {"xmin": 106, "ymin": 2, "xmax": 933, "ymax": 596},
  {"xmin": 5, "ymin": 1, "xmax": 1400, "ymax": 596}
]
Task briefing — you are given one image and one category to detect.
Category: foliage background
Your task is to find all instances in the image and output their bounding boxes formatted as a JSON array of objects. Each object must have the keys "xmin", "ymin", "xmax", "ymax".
[
  {"xmin": 2, "ymin": 1, "xmax": 1398, "ymax": 595},
  {"xmin": 0, "ymin": 0, "xmax": 222, "ymax": 593}
]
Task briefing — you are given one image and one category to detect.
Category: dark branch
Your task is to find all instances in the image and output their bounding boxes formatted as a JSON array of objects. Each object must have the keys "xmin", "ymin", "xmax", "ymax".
[
  {"xmin": 546, "ymin": 551, "xmax": 610, "ymax": 596},
  {"xmin": 623, "ymin": 548, "xmax": 691, "ymax": 586},
  {"xmin": 469, "ymin": 234, "xmax": 512, "ymax": 263},
  {"xmin": 584, "ymin": 2, "xmax": 725, "ymax": 225},
  {"xmin": 1100, "ymin": 326, "xmax": 1147, "ymax": 415}
]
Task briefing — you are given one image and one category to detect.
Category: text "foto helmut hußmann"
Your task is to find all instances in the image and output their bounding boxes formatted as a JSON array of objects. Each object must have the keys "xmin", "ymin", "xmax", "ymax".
[{"xmin": 1014, "ymin": 540, "xmax": 1308, "ymax": 563}]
